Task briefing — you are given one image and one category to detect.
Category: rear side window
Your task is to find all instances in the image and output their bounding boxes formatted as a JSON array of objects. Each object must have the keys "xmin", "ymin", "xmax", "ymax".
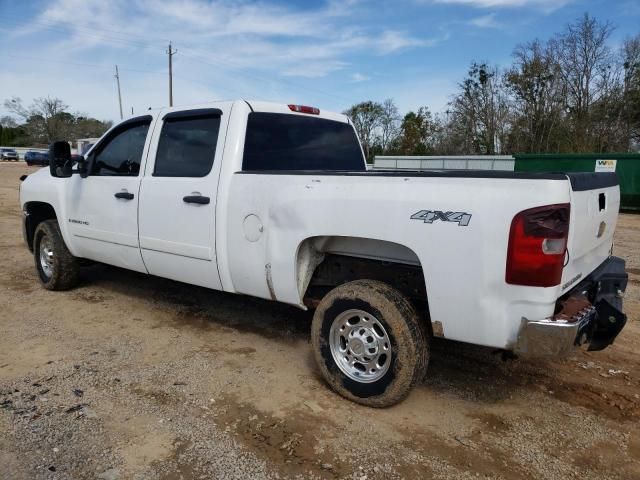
[
  {"xmin": 242, "ymin": 113, "xmax": 365, "ymax": 171},
  {"xmin": 154, "ymin": 114, "xmax": 221, "ymax": 177}
]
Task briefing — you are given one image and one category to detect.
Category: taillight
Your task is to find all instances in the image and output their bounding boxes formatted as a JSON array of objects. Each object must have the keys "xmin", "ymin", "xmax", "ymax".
[
  {"xmin": 288, "ymin": 104, "xmax": 320, "ymax": 115},
  {"xmin": 505, "ymin": 203, "xmax": 570, "ymax": 287}
]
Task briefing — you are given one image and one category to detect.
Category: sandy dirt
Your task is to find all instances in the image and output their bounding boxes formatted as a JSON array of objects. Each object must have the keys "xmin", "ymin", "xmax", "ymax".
[{"xmin": 1, "ymin": 162, "xmax": 639, "ymax": 480}]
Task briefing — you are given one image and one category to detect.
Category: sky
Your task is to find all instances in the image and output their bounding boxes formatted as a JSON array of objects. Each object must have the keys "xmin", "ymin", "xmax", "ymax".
[{"xmin": 1, "ymin": 0, "xmax": 639, "ymax": 122}]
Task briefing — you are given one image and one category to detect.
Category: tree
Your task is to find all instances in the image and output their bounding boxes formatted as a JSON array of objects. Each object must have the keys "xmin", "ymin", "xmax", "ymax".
[
  {"xmin": 343, "ymin": 101, "xmax": 384, "ymax": 161},
  {"xmin": 505, "ymin": 40, "xmax": 566, "ymax": 153},
  {"xmin": 2, "ymin": 96, "xmax": 111, "ymax": 146},
  {"xmin": 550, "ymin": 13, "xmax": 616, "ymax": 151},
  {"xmin": 449, "ymin": 62, "xmax": 510, "ymax": 154},
  {"xmin": 0, "ymin": 116, "xmax": 18, "ymax": 128},
  {"xmin": 378, "ymin": 99, "xmax": 401, "ymax": 153},
  {"xmin": 622, "ymin": 34, "xmax": 640, "ymax": 149},
  {"xmin": 398, "ymin": 107, "xmax": 437, "ymax": 155},
  {"xmin": 5, "ymin": 96, "xmax": 71, "ymax": 143}
]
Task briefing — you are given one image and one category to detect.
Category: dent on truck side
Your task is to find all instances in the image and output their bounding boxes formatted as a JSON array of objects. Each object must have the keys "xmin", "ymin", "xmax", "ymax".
[
  {"xmin": 295, "ymin": 236, "xmax": 423, "ymax": 297},
  {"xmin": 225, "ymin": 172, "xmax": 575, "ymax": 350}
]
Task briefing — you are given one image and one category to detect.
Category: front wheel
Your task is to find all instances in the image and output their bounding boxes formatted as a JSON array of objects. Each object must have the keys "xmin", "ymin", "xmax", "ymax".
[
  {"xmin": 311, "ymin": 280, "xmax": 429, "ymax": 407},
  {"xmin": 33, "ymin": 220, "xmax": 79, "ymax": 290}
]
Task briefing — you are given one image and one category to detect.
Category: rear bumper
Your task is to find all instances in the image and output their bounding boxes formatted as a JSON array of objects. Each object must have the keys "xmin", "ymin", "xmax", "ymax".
[{"xmin": 515, "ymin": 256, "xmax": 628, "ymax": 358}]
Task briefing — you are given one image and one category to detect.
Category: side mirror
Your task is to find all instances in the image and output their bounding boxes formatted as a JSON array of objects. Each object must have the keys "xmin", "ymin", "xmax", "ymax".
[
  {"xmin": 78, "ymin": 156, "xmax": 89, "ymax": 178},
  {"xmin": 72, "ymin": 154, "xmax": 89, "ymax": 178},
  {"xmin": 49, "ymin": 141, "xmax": 73, "ymax": 178}
]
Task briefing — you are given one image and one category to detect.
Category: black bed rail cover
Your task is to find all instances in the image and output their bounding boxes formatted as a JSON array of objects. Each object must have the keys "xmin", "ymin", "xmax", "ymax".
[
  {"xmin": 238, "ymin": 169, "xmax": 568, "ymax": 180},
  {"xmin": 565, "ymin": 172, "xmax": 619, "ymax": 191},
  {"xmin": 238, "ymin": 169, "xmax": 620, "ymax": 191}
]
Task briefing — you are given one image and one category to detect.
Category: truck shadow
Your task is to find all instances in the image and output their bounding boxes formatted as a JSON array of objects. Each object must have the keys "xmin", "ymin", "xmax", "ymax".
[{"xmin": 79, "ymin": 263, "xmax": 558, "ymax": 405}]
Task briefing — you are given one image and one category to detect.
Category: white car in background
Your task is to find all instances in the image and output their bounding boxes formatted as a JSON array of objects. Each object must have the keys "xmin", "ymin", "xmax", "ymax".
[{"xmin": 0, "ymin": 147, "xmax": 19, "ymax": 161}]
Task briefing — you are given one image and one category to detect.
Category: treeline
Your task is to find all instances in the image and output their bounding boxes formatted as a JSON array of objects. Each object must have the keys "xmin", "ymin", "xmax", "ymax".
[
  {"xmin": 345, "ymin": 14, "xmax": 640, "ymax": 160},
  {"xmin": 0, "ymin": 96, "xmax": 112, "ymax": 147}
]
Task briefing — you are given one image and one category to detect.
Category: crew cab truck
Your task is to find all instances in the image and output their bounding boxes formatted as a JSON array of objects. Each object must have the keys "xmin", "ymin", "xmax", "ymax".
[{"xmin": 19, "ymin": 100, "xmax": 628, "ymax": 407}]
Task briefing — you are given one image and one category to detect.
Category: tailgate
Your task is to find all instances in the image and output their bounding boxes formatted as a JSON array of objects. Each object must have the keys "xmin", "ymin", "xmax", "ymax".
[{"xmin": 561, "ymin": 172, "xmax": 621, "ymax": 293}]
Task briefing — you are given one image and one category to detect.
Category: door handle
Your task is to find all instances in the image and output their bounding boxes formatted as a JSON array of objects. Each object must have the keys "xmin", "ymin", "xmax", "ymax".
[
  {"xmin": 183, "ymin": 195, "xmax": 210, "ymax": 205},
  {"xmin": 114, "ymin": 192, "xmax": 134, "ymax": 200}
]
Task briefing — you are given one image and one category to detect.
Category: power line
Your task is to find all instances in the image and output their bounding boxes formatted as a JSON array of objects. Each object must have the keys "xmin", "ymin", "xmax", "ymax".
[{"xmin": 0, "ymin": 53, "xmax": 248, "ymax": 99}]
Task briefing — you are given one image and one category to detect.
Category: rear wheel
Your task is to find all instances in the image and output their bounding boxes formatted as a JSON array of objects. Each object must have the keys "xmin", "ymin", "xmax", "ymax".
[
  {"xmin": 33, "ymin": 220, "xmax": 79, "ymax": 290},
  {"xmin": 311, "ymin": 280, "xmax": 429, "ymax": 407}
]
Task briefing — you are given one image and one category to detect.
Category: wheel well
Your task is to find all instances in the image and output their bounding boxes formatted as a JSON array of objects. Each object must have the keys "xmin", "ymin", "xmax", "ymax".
[
  {"xmin": 24, "ymin": 202, "xmax": 57, "ymax": 252},
  {"xmin": 297, "ymin": 236, "xmax": 428, "ymax": 313}
]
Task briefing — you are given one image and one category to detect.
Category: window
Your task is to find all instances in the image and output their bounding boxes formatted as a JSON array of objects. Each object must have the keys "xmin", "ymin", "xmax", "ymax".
[
  {"xmin": 154, "ymin": 113, "xmax": 221, "ymax": 177},
  {"xmin": 242, "ymin": 113, "xmax": 365, "ymax": 171},
  {"xmin": 91, "ymin": 119, "xmax": 151, "ymax": 176}
]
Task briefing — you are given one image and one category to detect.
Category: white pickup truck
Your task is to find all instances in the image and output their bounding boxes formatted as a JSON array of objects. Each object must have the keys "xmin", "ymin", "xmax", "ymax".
[{"xmin": 19, "ymin": 100, "xmax": 628, "ymax": 406}]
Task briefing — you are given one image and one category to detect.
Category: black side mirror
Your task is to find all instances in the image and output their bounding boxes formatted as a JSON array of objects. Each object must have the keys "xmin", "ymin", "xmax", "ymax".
[
  {"xmin": 49, "ymin": 141, "xmax": 73, "ymax": 178},
  {"xmin": 78, "ymin": 155, "xmax": 90, "ymax": 178}
]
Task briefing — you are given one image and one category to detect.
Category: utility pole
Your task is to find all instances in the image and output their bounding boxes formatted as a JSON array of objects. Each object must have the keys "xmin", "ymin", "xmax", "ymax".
[
  {"xmin": 166, "ymin": 41, "xmax": 177, "ymax": 107},
  {"xmin": 114, "ymin": 65, "xmax": 123, "ymax": 120}
]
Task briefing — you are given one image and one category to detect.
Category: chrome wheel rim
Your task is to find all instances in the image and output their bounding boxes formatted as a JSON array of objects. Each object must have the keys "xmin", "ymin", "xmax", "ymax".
[
  {"xmin": 329, "ymin": 309, "xmax": 392, "ymax": 383},
  {"xmin": 39, "ymin": 236, "xmax": 54, "ymax": 279}
]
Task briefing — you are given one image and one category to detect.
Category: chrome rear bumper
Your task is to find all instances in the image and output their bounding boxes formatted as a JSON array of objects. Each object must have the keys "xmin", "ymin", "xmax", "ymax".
[
  {"xmin": 514, "ymin": 256, "xmax": 627, "ymax": 358},
  {"xmin": 515, "ymin": 305, "xmax": 596, "ymax": 357}
]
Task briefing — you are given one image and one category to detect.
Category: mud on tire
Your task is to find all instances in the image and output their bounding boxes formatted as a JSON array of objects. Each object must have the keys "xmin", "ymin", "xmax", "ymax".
[
  {"xmin": 311, "ymin": 280, "xmax": 429, "ymax": 407},
  {"xmin": 33, "ymin": 219, "xmax": 79, "ymax": 291}
]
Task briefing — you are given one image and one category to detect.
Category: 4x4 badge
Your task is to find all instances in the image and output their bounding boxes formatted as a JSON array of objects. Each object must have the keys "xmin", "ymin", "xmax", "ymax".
[{"xmin": 410, "ymin": 210, "xmax": 472, "ymax": 226}]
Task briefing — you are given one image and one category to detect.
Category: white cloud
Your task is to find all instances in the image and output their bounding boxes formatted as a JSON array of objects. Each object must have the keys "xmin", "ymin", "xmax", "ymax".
[
  {"xmin": 350, "ymin": 73, "xmax": 371, "ymax": 82},
  {"xmin": 25, "ymin": 0, "xmax": 435, "ymax": 75},
  {"xmin": 429, "ymin": 0, "xmax": 571, "ymax": 10},
  {"xmin": 468, "ymin": 13, "xmax": 500, "ymax": 28},
  {"xmin": 2, "ymin": 0, "xmax": 443, "ymax": 120}
]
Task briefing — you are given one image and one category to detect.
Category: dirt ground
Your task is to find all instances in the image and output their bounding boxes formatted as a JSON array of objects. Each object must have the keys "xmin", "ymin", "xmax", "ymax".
[{"xmin": 1, "ymin": 162, "xmax": 639, "ymax": 480}]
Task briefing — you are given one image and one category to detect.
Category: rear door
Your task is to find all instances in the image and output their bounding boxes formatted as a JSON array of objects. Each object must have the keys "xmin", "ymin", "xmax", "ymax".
[
  {"xmin": 138, "ymin": 105, "xmax": 230, "ymax": 289},
  {"xmin": 561, "ymin": 173, "xmax": 621, "ymax": 293}
]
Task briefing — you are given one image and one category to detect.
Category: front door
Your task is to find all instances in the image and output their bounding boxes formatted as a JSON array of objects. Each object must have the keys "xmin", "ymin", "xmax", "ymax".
[
  {"xmin": 65, "ymin": 116, "xmax": 153, "ymax": 272},
  {"xmin": 138, "ymin": 107, "xmax": 228, "ymax": 289}
]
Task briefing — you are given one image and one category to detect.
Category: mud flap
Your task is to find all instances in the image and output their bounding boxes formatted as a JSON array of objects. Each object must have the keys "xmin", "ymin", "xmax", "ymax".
[
  {"xmin": 588, "ymin": 298, "xmax": 627, "ymax": 351},
  {"xmin": 583, "ymin": 256, "xmax": 628, "ymax": 351}
]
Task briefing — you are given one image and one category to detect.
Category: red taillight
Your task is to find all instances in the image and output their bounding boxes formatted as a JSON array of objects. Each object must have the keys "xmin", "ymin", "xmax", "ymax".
[
  {"xmin": 288, "ymin": 104, "xmax": 320, "ymax": 115},
  {"xmin": 506, "ymin": 204, "xmax": 570, "ymax": 287}
]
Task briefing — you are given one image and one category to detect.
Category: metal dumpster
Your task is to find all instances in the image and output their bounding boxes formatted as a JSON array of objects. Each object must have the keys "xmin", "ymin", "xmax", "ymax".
[{"xmin": 514, "ymin": 153, "xmax": 640, "ymax": 211}]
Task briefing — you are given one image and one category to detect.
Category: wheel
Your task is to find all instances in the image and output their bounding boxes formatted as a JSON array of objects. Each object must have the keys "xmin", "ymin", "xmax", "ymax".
[
  {"xmin": 311, "ymin": 280, "xmax": 429, "ymax": 407},
  {"xmin": 33, "ymin": 219, "xmax": 79, "ymax": 290}
]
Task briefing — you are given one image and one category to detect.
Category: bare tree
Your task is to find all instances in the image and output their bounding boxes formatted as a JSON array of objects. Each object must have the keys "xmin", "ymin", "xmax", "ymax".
[
  {"xmin": 343, "ymin": 101, "xmax": 384, "ymax": 161},
  {"xmin": 622, "ymin": 34, "xmax": 640, "ymax": 149},
  {"xmin": 4, "ymin": 96, "xmax": 71, "ymax": 143},
  {"xmin": 550, "ymin": 13, "xmax": 615, "ymax": 151},
  {"xmin": 378, "ymin": 99, "xmax": 401, "ymax": 153},
  {"xmin": 0, "ymin": 116, "xmax": 18, "ymax": 128},
  {"xmin": 505, "ymin": 40, "xmax": 566, "ymax": 152},
  {"xmin": 449, "ymin": 62, "xmax": 510, "ymax": 154}
]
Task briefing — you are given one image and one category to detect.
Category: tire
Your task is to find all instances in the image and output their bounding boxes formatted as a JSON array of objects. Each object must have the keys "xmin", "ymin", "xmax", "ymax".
[
  {"xmin": 33, "ymin": 219, "xmax": 79, "ymax": 290},
  {"xmin": 311, "ymin": 280, "xmax": 429, "ymax": 407}
]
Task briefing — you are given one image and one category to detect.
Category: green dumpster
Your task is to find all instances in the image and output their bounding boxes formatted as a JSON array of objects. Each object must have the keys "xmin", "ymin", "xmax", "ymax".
[{"xmin": 514, "ymin": 153, "xmax": 640, "ymax": 211}]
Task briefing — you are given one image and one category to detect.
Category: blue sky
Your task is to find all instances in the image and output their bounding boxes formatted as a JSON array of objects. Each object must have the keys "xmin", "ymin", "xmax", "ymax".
[{"xmin": 1, "ymin": 0, "xmax": 639, "ymax": 122}]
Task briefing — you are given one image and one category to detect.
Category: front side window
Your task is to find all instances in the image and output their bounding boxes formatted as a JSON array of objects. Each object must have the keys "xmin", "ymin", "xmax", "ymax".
[
  {"xmin": 154, "ymin": 114, "xmax": 221, "ymax": 177},
  {"xmin": 242, "ymin": 113, "xmax": 365, "ymax": 171},
  {"xmin": 91, "ymin": 120, "xmax": 151, "ymax": 176}
]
